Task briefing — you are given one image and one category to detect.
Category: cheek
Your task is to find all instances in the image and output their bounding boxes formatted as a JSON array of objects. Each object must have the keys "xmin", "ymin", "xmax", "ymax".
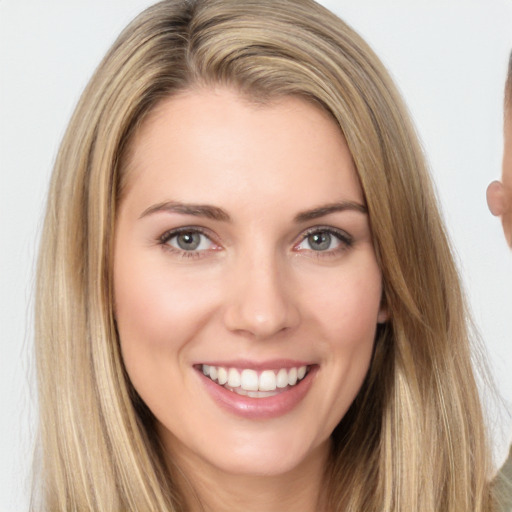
[
  {"xmin": 113, "ymin": 259, "xmax": 224, "ymax": 429},
  {"xmin": 502, "ymin": 211, "xmax": 512, "ymax": 247},
  {"xmin": 113, "ymin": 254, "xmax": 221, "ymax": 393},
  {"xmin": 115, "ymin": 256, "xmax": 217, "ymax": 341},
  {"xmin": 307, "ymin": 259, "xmax": 382, "ymax": 393},
  {"xmin": 306, "ymin": 261, "xmax": 383, "ymax": 344},
  {"xmin": 297, "ymin": 262, "xmax": 382, "ymax": 437}
]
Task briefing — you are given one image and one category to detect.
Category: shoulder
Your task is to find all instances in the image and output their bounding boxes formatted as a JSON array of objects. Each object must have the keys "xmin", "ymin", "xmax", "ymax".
[{"xmin": 495, "ymin": 446, "xmax": 512, "ymax": 512}]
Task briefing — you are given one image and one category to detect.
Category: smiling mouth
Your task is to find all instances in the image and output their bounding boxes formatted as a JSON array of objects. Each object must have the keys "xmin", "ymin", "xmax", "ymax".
[{"xmin": 198, "ymin": 364, "xmax": 310, "ymax": 398}]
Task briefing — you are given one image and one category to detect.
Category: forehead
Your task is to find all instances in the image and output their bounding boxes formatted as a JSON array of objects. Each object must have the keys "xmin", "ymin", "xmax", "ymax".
[{"xmin": 121, "ymin": 88, "xmax": 363, "ymax": 213}]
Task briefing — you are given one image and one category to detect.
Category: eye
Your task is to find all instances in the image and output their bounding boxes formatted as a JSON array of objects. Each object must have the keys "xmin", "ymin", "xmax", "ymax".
[
  {"xmin": 302, "ymin": 231, "xmax": 336, "ymax": 251},
  {"xmin": 295, "ymin": 227, "xmax": 352, "ymax": 254},
  {"xmin": 159, "ymin": 227, "xmax": 218, "ymax": 255}
]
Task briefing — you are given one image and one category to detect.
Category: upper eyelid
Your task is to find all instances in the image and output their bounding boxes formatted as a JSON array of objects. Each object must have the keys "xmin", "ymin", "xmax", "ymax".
[
  {"xmin": 159, "ymin": 225, "xmax": 215, "ymax": 243},
  {"xmin": 297, "ymin": 225, "xmax": 353, "ymax": 242},
  {"xmin": 157, "ymin": 224, "xmax": 353, "ymax": 250}
]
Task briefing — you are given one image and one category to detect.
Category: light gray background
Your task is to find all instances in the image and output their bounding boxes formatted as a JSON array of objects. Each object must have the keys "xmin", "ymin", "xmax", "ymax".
[{"xmin": 1, "ymin": 1, "xmax": 511, "ymax": 510}]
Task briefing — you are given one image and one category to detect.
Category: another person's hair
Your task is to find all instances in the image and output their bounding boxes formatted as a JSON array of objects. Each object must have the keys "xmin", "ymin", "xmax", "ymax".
[
  {"xmin": 505, "ymin": 51, "xmax": 512, "ymax": 109},
  {"xmin": 33, "ymin": 0, "xmax": 494, "ymax": 510}
]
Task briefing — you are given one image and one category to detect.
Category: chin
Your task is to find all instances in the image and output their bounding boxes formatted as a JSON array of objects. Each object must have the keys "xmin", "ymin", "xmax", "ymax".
[{"xmin": 196, "ymin": 428, "xmax": 331, "ymax": 478}]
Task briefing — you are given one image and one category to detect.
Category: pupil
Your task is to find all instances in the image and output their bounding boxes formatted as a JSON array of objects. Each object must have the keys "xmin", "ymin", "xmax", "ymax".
[
  {"xmin": 177, "ymin": 232, "xmax": 201, "ymax": 250},
  {"xmin": 309, "ymin": 232, "xmax": 331, "ymax": 251}
]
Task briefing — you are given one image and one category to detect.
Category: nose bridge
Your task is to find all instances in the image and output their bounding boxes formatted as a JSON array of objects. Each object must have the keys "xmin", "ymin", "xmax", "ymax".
[{"xmin": 223, "ymin": 244, "xmax": 300, "ymax": 338}]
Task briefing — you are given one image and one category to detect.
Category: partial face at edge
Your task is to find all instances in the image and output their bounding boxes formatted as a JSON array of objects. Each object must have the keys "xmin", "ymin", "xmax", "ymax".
[
  {"xmin": 113, "ymin": 88, "xmax": 386, "ymax": 480},
  {"xmin": 487, "ymin": 97, "xmax": 512, "ymax": 247}
]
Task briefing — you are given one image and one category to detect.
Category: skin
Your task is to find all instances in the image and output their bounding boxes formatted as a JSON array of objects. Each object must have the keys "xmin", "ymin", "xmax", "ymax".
[
  {"xmin": 113, "ymin": 88, "xmax": 387, "ymax": 512},
  {"xmin": 486, "ymin": 102, "xmax": 512, "ymax": 247}
]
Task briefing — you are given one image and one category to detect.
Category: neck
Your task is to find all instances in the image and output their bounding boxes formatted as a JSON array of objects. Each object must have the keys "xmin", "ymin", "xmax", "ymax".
[{"xmin": 166, "ymin": 439, "xmax": 332, "ymax": 512}]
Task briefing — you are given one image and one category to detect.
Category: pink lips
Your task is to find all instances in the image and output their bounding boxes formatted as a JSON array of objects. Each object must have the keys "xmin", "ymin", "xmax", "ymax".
[{"xmin": 196, "ymin": 361, "xmax": 317, "ymax": 419}]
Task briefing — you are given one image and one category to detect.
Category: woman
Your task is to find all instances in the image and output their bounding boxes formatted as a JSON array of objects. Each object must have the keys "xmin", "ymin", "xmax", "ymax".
[{"xmin": 33, "ymin": 0, "xmax": 495, "ymax": 510}]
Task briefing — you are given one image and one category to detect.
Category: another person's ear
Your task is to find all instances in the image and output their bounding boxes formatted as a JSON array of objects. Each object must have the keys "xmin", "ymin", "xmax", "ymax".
[
  {"xmin": 486, "ymin": 180, "xmax": 509, "ymax": 217},
  {"xmin": 487, "ymin": 179, "xmax": 512, "ymax": 247}
]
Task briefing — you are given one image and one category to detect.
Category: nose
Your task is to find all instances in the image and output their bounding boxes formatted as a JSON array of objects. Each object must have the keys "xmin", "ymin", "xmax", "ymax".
[{"xmin": 222, "ymin": 253, "xmax": 301, "ymax": 339}]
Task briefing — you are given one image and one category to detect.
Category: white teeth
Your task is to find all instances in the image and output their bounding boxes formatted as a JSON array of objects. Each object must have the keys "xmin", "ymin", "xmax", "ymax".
[
  {"xmin": 247, "ymin": 390, "xmax": 278, "ymax": 398},
  {"xmin": 240, "ymin": 369, "xmax": 259, "ymax": 391},
  {"xmin": 227, "ymin": 368, "xmax": 241, "ymax": 387},
  {"xmin": 201, "ymin": 364, "xmax": 309, "ymax": 394},
  {"xmin": 276, "ymin": 368, "xmax": 289, "ymax": 388},
  {"xmin": 288, "ymin": 367, "xmax": 298, "ymax": 386},
  {"xmin": 217, "ymin": 367, "xmax": 228, "ymax": 385},
  {"xmin": 259, "ymin": 370, "xmax": 277, "ymax": 392}
]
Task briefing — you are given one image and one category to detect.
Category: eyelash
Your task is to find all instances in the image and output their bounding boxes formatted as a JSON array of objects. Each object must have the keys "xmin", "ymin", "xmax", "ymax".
[
  {"xmin": 158, "ymin": 225, "xmax": 353, "ymax": 259},
  {"xmin": 295, "ymin": 226, "xmax": 353, "ymax": 258},
  {"xmin": 158, "ymin": 226, "xmax": 218, "ymax": 259}
]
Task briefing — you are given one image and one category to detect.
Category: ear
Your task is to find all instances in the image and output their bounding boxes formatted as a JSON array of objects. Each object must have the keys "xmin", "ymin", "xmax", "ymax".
[
  {"xmin": 486, "ymin": 180, "xmax": 506, "ymax": 216},
  {"xmin": 377, "ymin": 294, "xmax": 389, "ymax": 324},
  {"xmin": 377, "ymin": 307, "xmax": 388, "ymax": 324}
]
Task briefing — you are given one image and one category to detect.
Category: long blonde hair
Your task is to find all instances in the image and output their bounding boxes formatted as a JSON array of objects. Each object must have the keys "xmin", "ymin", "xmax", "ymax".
[{"xmin": 33, "ymin": 0, "xmax": 495, "ymax": 510}]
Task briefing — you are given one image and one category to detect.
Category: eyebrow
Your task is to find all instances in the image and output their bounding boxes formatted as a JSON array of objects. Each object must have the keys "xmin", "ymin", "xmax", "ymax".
[
  {"xmin": 139, "ymin": 200, "xmax": 367, "ymax": 223},
  {"xmin": 293, "ymin": 201, "xmax": 367, "ymax": 222},
  {"xmin": 139, "ymin": 201, "xmax": 231, "ymax": 222}
]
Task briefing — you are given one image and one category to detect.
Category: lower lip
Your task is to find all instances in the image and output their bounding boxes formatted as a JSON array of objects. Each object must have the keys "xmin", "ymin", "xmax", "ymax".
[{"xmin": 197, "ymin": 366, "xmax": 317, "ymax": 419}]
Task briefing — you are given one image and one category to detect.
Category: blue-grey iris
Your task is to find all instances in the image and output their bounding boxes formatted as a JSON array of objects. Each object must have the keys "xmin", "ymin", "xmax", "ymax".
[
  {"xmin": 308, "ymin": 232, "xmax": 331, "ymax": 251},
  {"xmin": 177, "ymin": 232, "xmax": 202, "ymax": 250}
]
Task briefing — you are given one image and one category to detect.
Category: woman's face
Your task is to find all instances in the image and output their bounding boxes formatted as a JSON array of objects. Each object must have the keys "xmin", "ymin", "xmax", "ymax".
[
  {"xmin": 487, "ymin": 107, "xmax": 512, "ymax": 247},
  {"xmin": 500, "ymin": 110, "xmax": 512, "ymax": 246},
  {"xmin": 113, "ymin": 88, "xmax": 386, "ymax": 479}
]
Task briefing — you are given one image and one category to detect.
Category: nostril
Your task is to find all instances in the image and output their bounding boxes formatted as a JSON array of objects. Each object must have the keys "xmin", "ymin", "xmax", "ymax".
[
  {"xmin": 224, "ymin": 301, "xmax": 299, "ymax": 339},
  {"xmin": 222, "ymin": 265, "xmax": 301, "ymax": 337}
]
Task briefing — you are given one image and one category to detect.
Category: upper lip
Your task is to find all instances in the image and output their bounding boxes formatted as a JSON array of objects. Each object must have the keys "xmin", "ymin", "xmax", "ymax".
[{"xmin": 194, "ymin": 359, "xmax": 314, "ymax": 371}]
